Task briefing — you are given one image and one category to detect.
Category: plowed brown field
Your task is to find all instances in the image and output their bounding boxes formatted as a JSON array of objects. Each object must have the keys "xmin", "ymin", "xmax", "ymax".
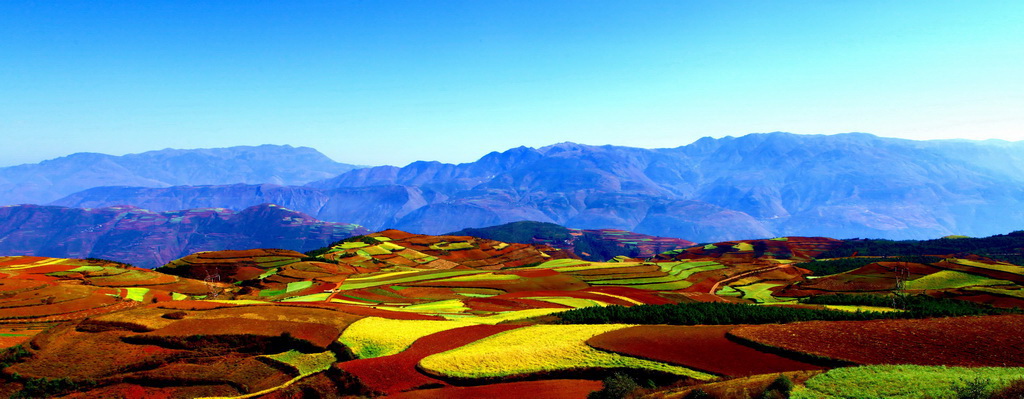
[
  {"xmin": 729, "ymin": 314, "xmax": 1024, "ymax": 366},
  {"xmin": 387, "ymin": 379, "xmax": 604, "ymax": 399},
  {"xmin": 587, "ymin": 325, "xmax": 826, "ymax": 377}
]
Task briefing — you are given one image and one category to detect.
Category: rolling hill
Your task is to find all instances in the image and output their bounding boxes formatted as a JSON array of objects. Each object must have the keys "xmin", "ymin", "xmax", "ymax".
[{"xmin": 0, "ymin": 203, "xmax": 367, "ymax": 268}]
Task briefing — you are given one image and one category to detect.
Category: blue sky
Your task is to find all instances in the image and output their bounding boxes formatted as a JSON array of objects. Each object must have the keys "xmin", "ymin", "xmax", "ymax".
[{"xmin": 1, "ymin": 1, "xmax": 1022, "ymax": 167}]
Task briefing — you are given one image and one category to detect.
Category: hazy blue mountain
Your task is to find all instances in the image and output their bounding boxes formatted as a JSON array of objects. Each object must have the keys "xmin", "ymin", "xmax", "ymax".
[
  {"xmin": 48, "ymin": 133, "xmax": 1024, "ymax": 241},
  {"xmin": 0, "ymin": 145, "xmax": 361, "ymax": 205},
  {"xmin": 0, "ymin": 203, "xmax": 367, "ymax": 268}
]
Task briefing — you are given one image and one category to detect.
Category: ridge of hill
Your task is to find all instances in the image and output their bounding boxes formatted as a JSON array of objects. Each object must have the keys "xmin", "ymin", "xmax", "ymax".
[
  {"xmin": 448, "ymin": 221, "xmax": 697, "ymax": 261},
  {"xmin": 46, "ymin": 133, "xmax": 1024, "ymax": 241},
  {"xmin": 0, "ymin": 203, "xmax": 367, "ymax": 268},
  {"xmin": 0, "ymin": 144, "xmax": 361, "ymax": 205},
  {"xmin": 818, "ymin": 230, "xmax": 1024, "ymax": 265}
]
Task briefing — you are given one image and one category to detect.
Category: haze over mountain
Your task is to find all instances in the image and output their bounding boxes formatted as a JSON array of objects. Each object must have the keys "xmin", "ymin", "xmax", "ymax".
[
  {"xmin": 46, "ymin": 133, "xmax": 1024, "ymax": 242},
  {"xmin": 0, "ymin": 203, "xmax": 367, "ymax": 267},
  {"xmin": 0, "ymin": 144, "xmax": 362, "ymax": 205}
]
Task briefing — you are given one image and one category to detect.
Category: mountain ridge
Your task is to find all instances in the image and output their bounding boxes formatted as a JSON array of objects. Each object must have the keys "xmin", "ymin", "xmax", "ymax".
[
  {"xmin": 0, "ymin": 144, "xmax": 363, "ymax": 205},
  {"xmin": 38, "ymin": 132, "xmax": 1024, "ymax": 241}
]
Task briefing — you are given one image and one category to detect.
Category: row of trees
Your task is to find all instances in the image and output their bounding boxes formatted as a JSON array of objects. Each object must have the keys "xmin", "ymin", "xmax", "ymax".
[
  {"xmin": 558, "ymin": 295, "xmax": 1007, "ymax": 325},
  {"xmin": 818, "ymin": 231, "xmax": 1024, "ymax": 265}
]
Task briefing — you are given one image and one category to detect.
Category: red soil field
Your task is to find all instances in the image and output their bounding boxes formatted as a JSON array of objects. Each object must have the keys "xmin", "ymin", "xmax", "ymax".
[
  {"xmin": 335, "ymin": 324, "xmax": 522, "ymax": 395},
  {"xmin": 509, "ymin": 269, "xmax": 561, "ymax": 278},
  {"xmin": 26, "ymin": 300, "xmax": 140, "ymax": 322},
  {"xmin": 118, "ymin": 355, "xmax": 292, "ymax": 394},
  {"xmin": 588, "ymin": 325, "xmax": 826, "ymax": 377},
  {"xmin": 585, "ymin": 286, "xmax": 679, "ymax": 305},
  {"xmin": 408, "ymin": 273, "xmax": 590, "ymax": 293},
  {"xmin": 193, "ymin": 249, "xmax": 305, "ymax": 259},
  {"xmin": 281, "ymin": 302, "xmax": 445, "ymax": 320},
  {"xmin": 137, "ymin": 317, "xmax": 341, "ymax": 349},
  {"xmin": 951, "ymin": 292, "xmax": 1024, "ymax": 308},
  {"xmin": 794, "ymin": 273, "xmax": 896, "ymax": 292},
  {"xmin": 388, "ymin": 379, "xmax": 604, "ymax": 399},
  {"xmin": 11, "ymin": 324, "xmax": 191, "ymax": 380},
  {"xmin": 89, "ymin": 272, "xmax": 178, "ymax": 287},
  {"xmin": 384, "ymin": 287, "xmax": 465, "ymax": 301},
  {"xmin": 0, "ymin": 334, "xmax": 35, "ymax": 348},
  {"xmin": 0, "ymin": 291, "xmax": 119, "ymax": 319},
  {"xmin": 495, "ymin": 290, "xmax": 638, "ymax": 307},
  {"xmin": 0, "ymin": 256, "xmax": 54, "ymax": 266},
  {"xmin": 464, "ymin": 297, "xmax": 569, "ymax": 312},
  {"xmin": 729, "ymin": 314, "xmax": 1024, "ymax": 367},
  {"xmin": 156, "ymin": 300, "xmax": 240, "ymax": 310},
  {"xmin": 0, "ymin": 279, "xmax": 47, "ymax": 292}
]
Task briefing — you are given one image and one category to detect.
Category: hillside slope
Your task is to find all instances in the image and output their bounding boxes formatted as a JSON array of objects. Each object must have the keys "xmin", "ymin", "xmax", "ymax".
[{"xmin": 0, "ymin": 203, "xmax": 367, "ymax": 267}]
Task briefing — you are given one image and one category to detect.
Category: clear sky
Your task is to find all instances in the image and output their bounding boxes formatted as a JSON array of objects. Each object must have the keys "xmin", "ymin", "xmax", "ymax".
[{"xmin": 1, "ymin": 1, "xmax": 1022, "ymax": 167}]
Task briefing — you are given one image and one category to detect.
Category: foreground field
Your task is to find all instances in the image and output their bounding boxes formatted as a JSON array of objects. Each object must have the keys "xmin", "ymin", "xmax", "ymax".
[{"xmin": 0, "ymin": 231, "xmax": 1022, "ymax": 398}]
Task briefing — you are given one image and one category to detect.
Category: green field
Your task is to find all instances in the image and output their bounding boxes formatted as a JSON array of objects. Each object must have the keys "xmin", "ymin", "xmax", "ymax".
[
  {"xmin": 732, "ymin": 282, "xmax": 792, "ymax": 304},
  {"xmin": 794, "ymin": 365, "xmax": 1024, "ymax": 399},
  {"xmin": 905, "ymin": 270, "xmax": 1013, "ymax": 290},
  {"xmin": 261, "ymin": 350, "xmax": 337, "ymax": 376},
  {"xmin": 589, "ymin": 261, "xmax": 723, "ymax": 290},
  {"xmin": 339, "ymin": 270, "xmax": 484, "ymax": 290}
]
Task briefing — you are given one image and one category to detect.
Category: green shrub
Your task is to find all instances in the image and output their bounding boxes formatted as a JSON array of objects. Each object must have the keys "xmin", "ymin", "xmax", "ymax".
[
  {"xmin": 12, "ymin": 377, "xmax": 95, "ymax": 398},
  {"xmin": 800, "ymin": 294, "xmax": 1007, "ymax": 318},
  {"xmin": 0, "ymin": 344, "xmax": 30, "ymax": 370},
  {"xmin": 683, "ymin": 388, "xmax": 714, "ymax": 399},
  {"xmin": 589, "ymin": 373, "xmax": 640, "ymax": 399},
  {"xmin": 950, "ymin": 376, "xmax": 994, "ymax": 399},
  {"xmin": 758, "ymin": 375, "xmax": 794, "ymax": 399}
]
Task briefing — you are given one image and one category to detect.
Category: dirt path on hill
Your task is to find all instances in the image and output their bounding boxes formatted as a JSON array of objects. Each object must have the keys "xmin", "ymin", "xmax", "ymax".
[{"xmin": 708, "ymin": 265, "xmax": 789, "ymax": 294}]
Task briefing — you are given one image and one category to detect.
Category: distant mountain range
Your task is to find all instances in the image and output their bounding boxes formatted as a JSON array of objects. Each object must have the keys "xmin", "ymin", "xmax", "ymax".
[
  {"xmin": 41, "ymin": 133, "xmax": 1024, "ymax": 242},
  {"xmin": 0, "ymin": 203, "xmax": 367, "ymax": 267},
  {"xmin": 0, "ymin": 144, "xmax": 361, "ymax": 205}
]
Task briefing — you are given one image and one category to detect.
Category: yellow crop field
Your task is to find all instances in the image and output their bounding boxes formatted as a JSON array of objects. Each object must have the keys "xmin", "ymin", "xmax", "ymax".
[
  {"xmin": 431, "ymin": 272, "xmax": 520, "ymax": 282},
  {"xmin": 440, "ymin": 308, "xmax": 573, "ymax": 324},
  {"xmin": 524, "ymin": 296, "xmax": 608, "ymax": 308},
  {"xmin": 952, "ymin": 258, "xmax": 1024, "ymax": 276},
  {"xmin": 521, "ymin": 259, "xmax": 592, "ymax": 269},
  {"xmin": 123, "ymin": 287, "xmax": 149, "ymax": 302},
  {"xmin": 733, "ymin": 242, "xmax": 754, "ymax": 251},
  {"xmin": 399, "ymin": 299, "xmax": 469, "ymax": 313},
  {"xmin": 418, "ymin": 324, "xmax": 713, "ymax": 379},
  {"xmin": 281, "ymin": 292, "xmax": 331, "ymax": 302},
  {"xmin": 339, "ymin": 317, "xmax": 476, "ymax": 358}
]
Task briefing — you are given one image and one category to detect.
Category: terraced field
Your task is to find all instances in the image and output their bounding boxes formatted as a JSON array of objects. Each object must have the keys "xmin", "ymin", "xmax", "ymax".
[{"xmin": 1, "ymin": 231, "xmax": 1022, "ymax": 398}]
